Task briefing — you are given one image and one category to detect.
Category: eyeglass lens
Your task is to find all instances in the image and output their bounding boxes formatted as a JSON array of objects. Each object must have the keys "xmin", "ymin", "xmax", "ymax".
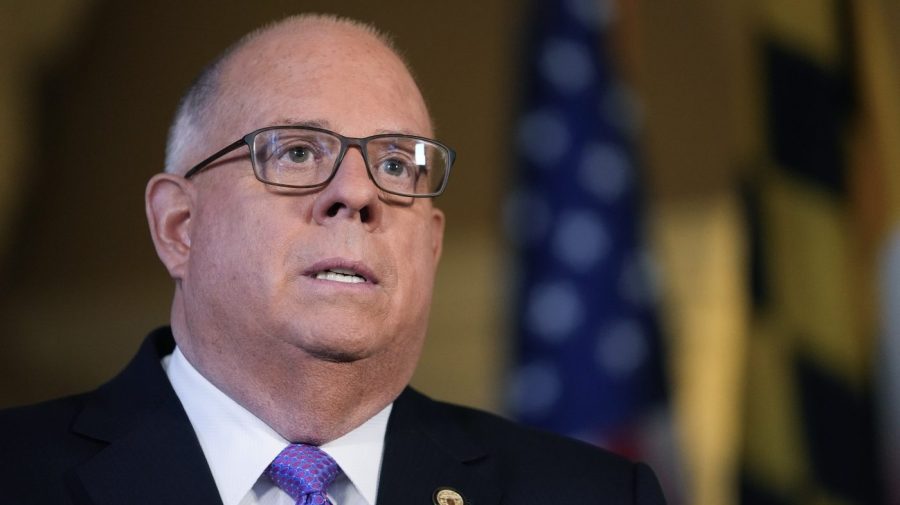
[{"xmin": 251, "ymin": 128, "xmax": 448, "ymax": 196}]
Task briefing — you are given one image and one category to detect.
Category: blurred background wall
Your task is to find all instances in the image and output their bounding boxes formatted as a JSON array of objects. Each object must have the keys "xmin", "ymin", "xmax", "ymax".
[{"xmin": 1, "ymin": 1, "xmax": 898, "ymax": 504}]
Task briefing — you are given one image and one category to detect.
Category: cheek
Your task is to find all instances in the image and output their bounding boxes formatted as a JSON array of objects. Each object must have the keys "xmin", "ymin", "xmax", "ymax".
[
  {"xmin": 393, "ymin": 221, "xmax": 439, "ymax": 313},
  {"xmin": 189, "ymin": 195, "xmax": 290, "ymax": 302}
]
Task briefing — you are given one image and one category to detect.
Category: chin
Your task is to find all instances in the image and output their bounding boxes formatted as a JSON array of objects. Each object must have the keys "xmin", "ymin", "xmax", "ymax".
[
  {"xmin": 279, "ymin": 322, "xmax": 382, "ymax": 364},
  {"xmin": 303, "ymin": 345, "xmax": 368, "ymax": 363}
]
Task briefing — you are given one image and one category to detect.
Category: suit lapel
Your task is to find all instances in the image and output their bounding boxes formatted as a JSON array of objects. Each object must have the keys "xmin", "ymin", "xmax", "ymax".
[
  {"xmin": 376, "ymin": 389, "xmax": 501, "ymax": 505},
  {"xmin": 65, "ymin": 331, "xmax": 499, "ymax": 505},
  {"xmin": 69, "ymin": 328, "xmax": 222, "ymax": 505}
]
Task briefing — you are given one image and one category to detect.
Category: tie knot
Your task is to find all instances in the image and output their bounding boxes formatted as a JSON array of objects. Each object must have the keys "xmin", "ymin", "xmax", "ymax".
[{"xmin": 266, "ymin": 444, "xmax": 340, "ymax": 505}]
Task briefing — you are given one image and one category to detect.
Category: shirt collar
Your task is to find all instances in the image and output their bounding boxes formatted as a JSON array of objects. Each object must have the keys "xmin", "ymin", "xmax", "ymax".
[{"xmin": 163, "ymin": 346, "xmax": 391, "ymax": 505}]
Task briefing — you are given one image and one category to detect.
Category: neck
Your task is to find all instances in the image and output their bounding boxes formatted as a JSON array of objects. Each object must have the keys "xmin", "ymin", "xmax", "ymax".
[
  {"xmin": 230, "ymin": 353, "xmax": 403, "ymax": 444},
  {"xmin": 169, "ymin": 300, "xmax": 412, "ymax": 444}
]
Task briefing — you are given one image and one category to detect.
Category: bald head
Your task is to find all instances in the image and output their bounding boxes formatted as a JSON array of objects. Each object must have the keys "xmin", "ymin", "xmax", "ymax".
[{"xmin": 164, "ymin": 14, "xmax": 428, "ymax": 175}]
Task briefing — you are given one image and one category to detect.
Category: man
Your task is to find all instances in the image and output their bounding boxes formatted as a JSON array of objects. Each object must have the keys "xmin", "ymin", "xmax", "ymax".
[{"xmin": 0, "ymin": 14, "xmax": 666, "ymax": 505}]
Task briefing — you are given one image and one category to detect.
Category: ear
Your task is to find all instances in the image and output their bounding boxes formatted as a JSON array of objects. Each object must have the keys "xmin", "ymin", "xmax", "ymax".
[
  {"xmin": 429, "ymin": 207, "xmax": 445, "ymax": 264},
  {"xmin": 145, "ymin": 173, "xmax": 193, "ymax": 280}
]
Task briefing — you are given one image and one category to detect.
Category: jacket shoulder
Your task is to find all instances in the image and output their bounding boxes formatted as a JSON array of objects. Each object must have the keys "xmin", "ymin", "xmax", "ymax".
[
  {"xmin": 0, "ymin": 394, "xmax": 104, "ymax": 501},
  {"xmin": 0, "ymin": 393, "xmax": 97, "ymax": 453},
  {"xmin": 425, "ymin": 394, "xmax": 632, "ymax": 467},
  {"xmin": 0, "ymin": 328, "xmax": 179, "ymax": 502},
  {"xmin": 403, "ymin": 389, "xmax": 667, "ymax": 504}
]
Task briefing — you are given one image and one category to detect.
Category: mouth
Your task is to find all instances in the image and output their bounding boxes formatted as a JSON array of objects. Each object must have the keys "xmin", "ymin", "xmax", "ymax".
[
  {"xmin": 305, "ymin": 259, "xmax": 378, "ymax": 285},
  {"xmin": 315, "ymin": 268, "xmax": 367, "ymax": 284}
]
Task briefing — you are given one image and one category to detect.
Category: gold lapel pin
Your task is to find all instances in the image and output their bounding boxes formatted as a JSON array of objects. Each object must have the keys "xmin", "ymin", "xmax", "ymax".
[{"xmin": 433, "ymin": 487, "xmax": 465, "ymax": 505}]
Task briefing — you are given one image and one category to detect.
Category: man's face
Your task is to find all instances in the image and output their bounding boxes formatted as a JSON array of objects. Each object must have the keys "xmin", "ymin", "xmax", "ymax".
[{"xmin": 177, "ymin": 25, "xmax": 444, "ymax": 376}]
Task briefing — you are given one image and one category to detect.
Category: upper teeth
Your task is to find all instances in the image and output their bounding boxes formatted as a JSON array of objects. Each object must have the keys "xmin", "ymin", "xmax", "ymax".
[{"xmin": 316, "ymin": 268, "xmax": 366, "ymax": 283}]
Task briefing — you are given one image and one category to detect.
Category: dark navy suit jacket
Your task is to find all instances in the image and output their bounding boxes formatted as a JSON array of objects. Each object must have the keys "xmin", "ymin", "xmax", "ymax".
[{"xmin": 0, "ymin": 327, "xmax": 667, "ymax": 504}]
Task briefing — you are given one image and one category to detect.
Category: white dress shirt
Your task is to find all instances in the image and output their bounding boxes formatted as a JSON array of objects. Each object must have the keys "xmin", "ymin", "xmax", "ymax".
[{"xmin": 162, "ymin": 347, "xmax": 391, "ymax": 505}]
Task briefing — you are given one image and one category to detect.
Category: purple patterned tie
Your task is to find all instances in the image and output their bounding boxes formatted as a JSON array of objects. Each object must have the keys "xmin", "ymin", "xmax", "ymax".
[{"xmin": 265, "ymin": 444, "xmax": 341, "ymax": 505}]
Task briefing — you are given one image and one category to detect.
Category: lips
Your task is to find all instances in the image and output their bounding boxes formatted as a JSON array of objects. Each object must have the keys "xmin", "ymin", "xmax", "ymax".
[
  {"xmin": 316, "ymin": 268, "xmax": 366, "ymax": 284},
  {"xmin": 304, "ymin": 259, "xmax": 378, "ymax": 285}
]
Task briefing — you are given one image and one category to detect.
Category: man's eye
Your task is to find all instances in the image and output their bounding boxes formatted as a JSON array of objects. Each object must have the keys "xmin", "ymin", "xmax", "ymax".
[
  {"xmin": 286, "ymin": 146, "xmax": 312, "ymax": 163},
  {"xmin": 380, "ymin": 159, "xmax": 410, "ymax": 178}
]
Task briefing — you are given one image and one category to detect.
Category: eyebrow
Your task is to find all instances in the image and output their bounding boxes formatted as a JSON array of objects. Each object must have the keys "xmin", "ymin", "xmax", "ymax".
[
  {"xmin": 279, "ymin": 118, "xmax": 332, "ymax": 129},
  {"xmin": 277, "ymin": 118, "xmax": 420, "ymax": 137}
]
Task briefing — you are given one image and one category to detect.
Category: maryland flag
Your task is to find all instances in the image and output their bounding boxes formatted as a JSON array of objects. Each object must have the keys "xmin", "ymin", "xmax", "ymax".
[{"xmin": 739, "ymin": 0, "xmax": 899, "ymax": 504}]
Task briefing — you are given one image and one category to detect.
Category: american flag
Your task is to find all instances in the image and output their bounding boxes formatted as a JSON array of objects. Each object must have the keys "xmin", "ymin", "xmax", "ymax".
[{"xmin": 505, "ymin": 0, "xmax": 675, "ymax": 486}]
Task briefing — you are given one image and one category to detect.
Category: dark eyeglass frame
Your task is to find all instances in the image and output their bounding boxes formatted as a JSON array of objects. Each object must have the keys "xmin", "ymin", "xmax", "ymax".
[{"xmin": 183, "ymin": 125, "xmax": 456, "ymax": 198}]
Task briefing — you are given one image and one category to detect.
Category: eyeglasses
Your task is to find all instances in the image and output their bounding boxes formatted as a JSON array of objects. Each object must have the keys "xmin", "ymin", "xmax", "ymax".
[{"xmin": 183, "ymin": 125, "xmax": 456, "ymax": 197}]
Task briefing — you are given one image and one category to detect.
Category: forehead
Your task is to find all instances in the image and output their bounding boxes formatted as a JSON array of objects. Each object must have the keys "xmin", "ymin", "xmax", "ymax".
[{"xmin": 212, "ymin": 21, "xmax": 433, "ymax": 141}]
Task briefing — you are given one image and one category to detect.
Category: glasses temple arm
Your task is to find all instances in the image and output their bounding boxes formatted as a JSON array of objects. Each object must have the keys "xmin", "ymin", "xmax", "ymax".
[{"xmin": 183, "ymin": 138, "xmax": 247, "ymax": 179}]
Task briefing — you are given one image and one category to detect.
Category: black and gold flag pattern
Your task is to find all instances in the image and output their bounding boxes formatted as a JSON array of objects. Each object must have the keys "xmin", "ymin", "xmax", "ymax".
[{"xmin": 739, "ymin": 1, "xmax": 884, "ymax": 504}]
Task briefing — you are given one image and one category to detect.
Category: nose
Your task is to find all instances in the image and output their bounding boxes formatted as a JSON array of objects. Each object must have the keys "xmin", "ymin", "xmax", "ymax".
[{"xmin": 311, "ymin": 146, "xmax": 382, "ymax": 228}]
